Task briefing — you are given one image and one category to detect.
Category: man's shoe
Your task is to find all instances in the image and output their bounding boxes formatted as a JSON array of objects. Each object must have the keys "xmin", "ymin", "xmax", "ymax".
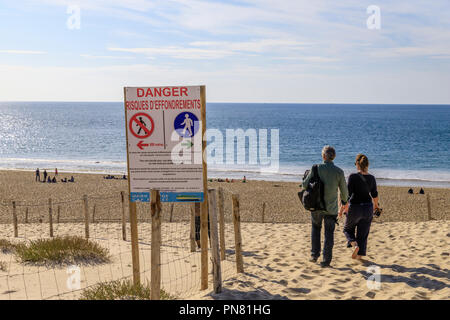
[
  {"xmin": 309, "ymin": 256, "xmax": 318, "ymax": 263},
  {"xmin": 320, "ymin": 261, "xmax": 331, "ymax": 268}
]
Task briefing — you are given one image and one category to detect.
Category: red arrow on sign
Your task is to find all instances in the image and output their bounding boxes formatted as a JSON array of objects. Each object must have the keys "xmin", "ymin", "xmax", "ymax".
[{"xmin": 137, "ymin": 141, "xmax": 149, "ymax": 150}]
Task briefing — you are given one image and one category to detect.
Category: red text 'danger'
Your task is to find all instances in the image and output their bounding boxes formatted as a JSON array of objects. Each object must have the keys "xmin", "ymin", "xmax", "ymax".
[{"xmin": 137, "ymin": 87, "xmax": 188, "ymax": 98}]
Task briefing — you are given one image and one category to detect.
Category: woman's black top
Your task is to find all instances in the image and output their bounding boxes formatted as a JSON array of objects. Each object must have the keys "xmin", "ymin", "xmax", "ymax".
[{"xmin": 347, "ymin": 173, "xmax": 378, "ymax": 204}]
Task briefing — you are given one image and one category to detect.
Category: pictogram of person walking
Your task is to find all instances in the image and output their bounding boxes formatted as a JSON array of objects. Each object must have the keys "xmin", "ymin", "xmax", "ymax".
[
  {"xmin": 181, "ymin": 113, "xmax": 193, "ymax": 137},
  {"xmin": 136, "ymin": 116, "xmax": 147, "ymax": 135}
]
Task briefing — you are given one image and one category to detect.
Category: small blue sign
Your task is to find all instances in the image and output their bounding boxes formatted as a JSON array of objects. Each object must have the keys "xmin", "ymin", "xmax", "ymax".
[
  {"xmin": 130, "ymin": 191, "xmax": 204, "ymax": 203},
  {"xmin": 174, "ymin": 112, "xmax": 199, "ymax": 138},
  {"xmin": 130, "ymin": 192, "xmax": 150, "ymax": 202}
]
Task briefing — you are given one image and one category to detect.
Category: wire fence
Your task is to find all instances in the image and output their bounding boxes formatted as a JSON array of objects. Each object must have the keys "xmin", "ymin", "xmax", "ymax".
[{"xmin": 0, "ymin": 190, "xmax": 240, "ymax": 300}]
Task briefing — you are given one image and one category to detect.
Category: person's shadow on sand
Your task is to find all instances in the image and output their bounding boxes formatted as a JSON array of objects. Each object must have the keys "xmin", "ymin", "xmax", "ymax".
[
  {"xmin": 205, "ymin": 287, "xmax": 289, "ymax": 300},
  {"xmin": 336, "ymin": 262, "xmax": 449, "ymax": 290}
]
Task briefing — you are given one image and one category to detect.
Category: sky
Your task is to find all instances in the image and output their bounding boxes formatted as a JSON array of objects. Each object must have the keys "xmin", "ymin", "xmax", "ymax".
[{"xmin": 0, "ymin": 0, "xmax": 450, "ymax": 103}]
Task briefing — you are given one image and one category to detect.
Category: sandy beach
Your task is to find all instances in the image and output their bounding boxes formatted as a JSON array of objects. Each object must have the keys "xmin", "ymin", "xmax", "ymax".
[{"xmin": 0, "ymin": 170, "xmax": 449, "ymax": 300}]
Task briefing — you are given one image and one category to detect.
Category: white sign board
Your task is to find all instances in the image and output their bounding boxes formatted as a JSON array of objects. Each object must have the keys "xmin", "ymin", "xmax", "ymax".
[{"xmin": 124, "ymin": 86, "xmax": 205, "ymax": 202}]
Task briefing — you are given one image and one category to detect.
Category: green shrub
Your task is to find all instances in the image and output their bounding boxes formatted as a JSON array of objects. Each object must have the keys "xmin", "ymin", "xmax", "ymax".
[
  {"xmin": 79, "ymin": 279, "xmax": 175, "ymax": 300},
  {"xmin": 14, "ymin": 236, "xmax": 110, "ymax": 266}
]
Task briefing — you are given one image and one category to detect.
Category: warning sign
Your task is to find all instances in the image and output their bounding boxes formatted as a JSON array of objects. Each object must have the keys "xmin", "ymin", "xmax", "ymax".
[{"xmin": 124, "ymin": 86, "xmax": 205, "ymax": 203}]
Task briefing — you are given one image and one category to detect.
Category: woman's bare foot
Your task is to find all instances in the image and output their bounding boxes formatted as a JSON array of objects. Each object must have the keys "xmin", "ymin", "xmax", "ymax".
[{"xmin": 351, "ymin": 242, "xmax": 359, "ymax": 259}]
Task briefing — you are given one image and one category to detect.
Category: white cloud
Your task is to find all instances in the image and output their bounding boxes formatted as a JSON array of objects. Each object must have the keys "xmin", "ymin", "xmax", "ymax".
[
  {"xmin": 189, "ymin": 39, "xmax": 311, "ymax": 53},
  {"xmin": 108, "ymin": 46, "xmax": 234, "ymax": 59},
  {"xmin": 0, "ymin": 50, "xmax": 46, "ymax": 54},
  {"xmin": 80, "ymin": 54, "xmax": 135, "ymax": 60}
]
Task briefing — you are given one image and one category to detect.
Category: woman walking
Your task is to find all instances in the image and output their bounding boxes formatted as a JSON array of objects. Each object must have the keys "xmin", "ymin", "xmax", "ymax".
[{"xmin": 340, "ymin": 154, "xmax": 380, "ymax": 261}]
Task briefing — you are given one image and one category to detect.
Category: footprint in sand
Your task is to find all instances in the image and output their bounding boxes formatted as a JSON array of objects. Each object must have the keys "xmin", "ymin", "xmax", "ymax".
[
  {"xmin": 278, "ymin": 280, "xmax": 288, "ymax": 286},
  {"xmin": 329, "ymin": 288, "xmax": 346, "ymax": 295},
  {"xmin": 284, "ymin": 287, "xmax": 311, "ymax": 294},
  {"xmin": 300, "ymin": 274, "xmax": 314, "ymax": 280},
  {"xmin": 366, "ymin": 291, "xmax": 376, "ymax": 299}
]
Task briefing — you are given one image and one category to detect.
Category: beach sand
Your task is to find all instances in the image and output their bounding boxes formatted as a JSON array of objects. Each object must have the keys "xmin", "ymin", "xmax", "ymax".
[
  {"xmin": 191, "ymin": 220, "xmax": 450, "ymax": 300},
  {"xmin": 0, "ymin": 170, "xmax": 449, "ymax": 300}
]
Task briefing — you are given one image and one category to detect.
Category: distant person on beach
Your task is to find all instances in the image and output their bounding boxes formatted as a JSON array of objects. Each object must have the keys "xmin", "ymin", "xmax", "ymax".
[
  {"xmin": 55, "ymin": 168, "xmax": 58, "ymax": 176},
  {"xmin": 52, "ymin": 177, "xmax": 57, "ymax": 183},
  {"xmin": 47, "ymin": 176, "xmax": 51, "ymax": 183},
  {"xmin": 340, "ymin": 154, "xmax": 380, "ymax": 262},
  {"xmin": 43, "ymin": 170, "xmax": 47, "ymax": 182},
  {"xmin": 69, "ymin": 176, "xmax": 74, "ymax": 182},
  {"xmin": 243, "ymin": 176, "xmax": 247, "ymax": 183},
  {"xmin": 302, "ymin": 145, "xmax": 349, "ymax": 268},
  {"xmin": 419, "ymin": 188, "xmax": 425, "ymax": 194},
  {"xmin": 408, "ymin": 188, "xmax": 414, "ymax": 194},
  {"xmin": 35, "ymin": 168, "xmax": 40, "ymax": 182}
]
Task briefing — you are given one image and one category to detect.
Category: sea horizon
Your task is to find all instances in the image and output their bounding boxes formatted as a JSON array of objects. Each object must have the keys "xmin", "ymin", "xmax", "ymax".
[{"xmin": 1, "ymin": 101, "xmax": 449, "ymax": 188}]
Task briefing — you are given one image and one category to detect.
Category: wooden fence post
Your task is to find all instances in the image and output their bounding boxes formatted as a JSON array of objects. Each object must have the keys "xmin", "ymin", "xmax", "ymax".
[
  {"xmin": 218, "ymin": 187, "xmax": 226, "ymax": 261},
  {"xmin": 208, "ymin": 189, "xmax": 222, "ymax": 293},
  {"xmin": 262, "ymin": 202, "xmax": 266, "ymax": 223},
  {"xmin": 151, "ymin": 190, "xmax": 162, "ymax": 300},
  {"xmin": 426, "ymin": 194, "xmax": 432, "ymax": 221},
  {"xmin": 92, "ymin": 204, "xmax": 96, "ymax": 223},
  {"xmin": 49, "ymin": 198, "xmax": 53, "ymax": 237},
  {"xmin": 169, "ymin": 203, "xmax": 174, "ymax": 222},
  {"xmin": 232, "ymin": 194, "xmax": 244, "ymax": 273},
  {"xmin": 83, "ymin": 195, "xmax": 89, "ymax": 239},
  {"xmin": 121, "ymin": 191, "xmax": 126, "ymax": 241},
  {"xmin": 57, "ymin": 206, "xmax": 60, "ymax": 224},
  {"xmin": 25, "ymin": 207, "xmax": 29, "ymax": 224},
  {"xmin": 12, "ymin": 201, "xmax": 18, "ymax": 238},
  {"xmin": 190, "ymin": 204, "xmax": 196, "ymax": 252}
]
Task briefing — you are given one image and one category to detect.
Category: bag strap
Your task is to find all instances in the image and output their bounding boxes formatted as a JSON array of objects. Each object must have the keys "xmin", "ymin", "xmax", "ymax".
[{"xmin": 312, "ymin": 164, "xmax": 319, "ymax": 178}]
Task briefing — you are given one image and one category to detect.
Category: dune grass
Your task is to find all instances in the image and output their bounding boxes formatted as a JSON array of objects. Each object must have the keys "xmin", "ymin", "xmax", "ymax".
[
  {"xmin": 79, "ymin": 279, "xmax": 175, "ymax": 300},
  {"xmin": 0, "ymin": 239, "xmax": 17, "ymax": 254},
  {"xmin": 14, "ymin": 236, "xmax": 110, "ymax": 266}
]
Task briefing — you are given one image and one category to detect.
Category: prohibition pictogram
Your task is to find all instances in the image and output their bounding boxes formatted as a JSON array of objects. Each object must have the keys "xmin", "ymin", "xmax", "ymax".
[{"xmin": 129, "ymin": 113, "xmax": 154, "ymax": 139}]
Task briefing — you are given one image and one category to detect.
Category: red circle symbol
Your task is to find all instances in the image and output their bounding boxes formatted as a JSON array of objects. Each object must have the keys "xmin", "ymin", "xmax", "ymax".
[{"xmin": 129, "ymin": 113, "xmax": 154, "ymax": 139}]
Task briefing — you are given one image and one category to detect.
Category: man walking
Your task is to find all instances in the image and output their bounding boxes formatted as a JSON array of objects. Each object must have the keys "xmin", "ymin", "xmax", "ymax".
[
  {"xmin": 35, "ymin": 168, "xmax": 40, "ymax": 182},
  {"xmin": 302, "ymin": 146, "xmax": 348, "ymax": 267}
]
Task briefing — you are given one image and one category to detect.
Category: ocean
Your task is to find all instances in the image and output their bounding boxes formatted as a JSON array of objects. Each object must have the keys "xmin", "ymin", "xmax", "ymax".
[{"xmin": 0, "ymin": 102, "xmax": 449, "ymax": 187}]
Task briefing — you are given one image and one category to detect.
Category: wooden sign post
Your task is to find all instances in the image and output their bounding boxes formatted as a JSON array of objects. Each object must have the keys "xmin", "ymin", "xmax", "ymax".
[
  {"xmin": 208, "ymin": 189, "xmax": 222, "ymax": 293},
  {"xmin": 151, "ymin": 190, "xmax": 162, "ymax": 300},
  {"xmin": 200, "ymin": 86, "xmax": 209, "ymax": 290}
]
